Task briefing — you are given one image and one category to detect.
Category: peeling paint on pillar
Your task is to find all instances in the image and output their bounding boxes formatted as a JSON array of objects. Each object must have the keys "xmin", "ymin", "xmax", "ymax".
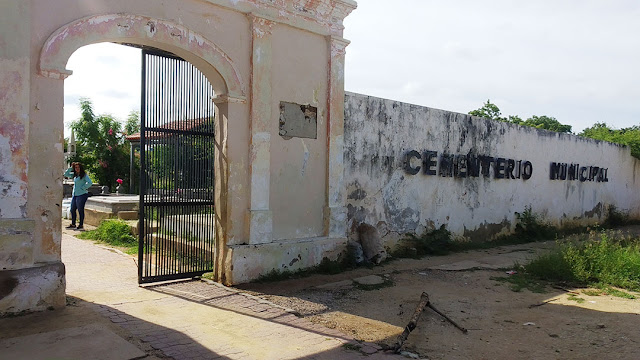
[
  {"xmin": 0, "ymin": 263, "xmax": 65, "ymax": 315},
  {"xmin": 0, "ymin": 59, "xmax": 30, "ymax": 218}
]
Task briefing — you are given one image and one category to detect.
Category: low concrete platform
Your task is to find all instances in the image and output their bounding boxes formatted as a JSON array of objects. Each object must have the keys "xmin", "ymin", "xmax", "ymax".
[{"xmin": 0, "ymin": 324, "xmax": 145, "ymax": 360}]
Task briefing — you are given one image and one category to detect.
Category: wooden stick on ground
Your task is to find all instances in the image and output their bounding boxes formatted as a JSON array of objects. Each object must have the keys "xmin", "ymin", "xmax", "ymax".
[
  {"xmin": 393, "ymin": 292, "xmax": 430, "ymax": 353},
  {"xmin": 528, "ymin": 298, "xmax": 558, "ymax": 308},
  {"xmin": 427, "ymin": 303, "xmax": 468, "ymax": 334},
  {"xmin": 392, "ymin": 292, "xmax": 469, "ymax": 353}
]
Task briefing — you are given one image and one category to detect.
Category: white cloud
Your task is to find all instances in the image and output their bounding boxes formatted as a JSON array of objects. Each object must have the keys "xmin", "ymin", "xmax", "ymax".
[
  {"xmin": 64, "ymin": 43, "xmax": 140, "ymax": 135},
  {"xmin": 343, "ymin": 0, "xmax": 640, "ymax": 132},
  {"xmin": 62, "ymin": 2, "xmax": 639, "ymax": 136}
]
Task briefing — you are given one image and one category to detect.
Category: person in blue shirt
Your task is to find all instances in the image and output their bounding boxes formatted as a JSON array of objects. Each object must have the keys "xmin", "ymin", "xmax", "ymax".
[{"xmin": 63, "ymin": 162, "xmax": 93, "ymax": 230}]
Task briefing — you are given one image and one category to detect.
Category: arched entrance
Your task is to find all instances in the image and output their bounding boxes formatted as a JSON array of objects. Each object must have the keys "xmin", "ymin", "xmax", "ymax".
[{"xmin": 39, "ymin": 13, "xmax": 247, "ymax": 284}]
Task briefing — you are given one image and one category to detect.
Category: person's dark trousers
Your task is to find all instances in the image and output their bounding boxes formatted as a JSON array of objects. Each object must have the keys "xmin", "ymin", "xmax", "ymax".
[{"xmin": 70, "ymin": 193, "xmax": 90, "ymax": 227}]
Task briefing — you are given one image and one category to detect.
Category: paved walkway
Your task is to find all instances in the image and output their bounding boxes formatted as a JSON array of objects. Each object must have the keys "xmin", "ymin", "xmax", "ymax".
[{"xmin": 57, "ymin": 232, "xmax": 404, "ymax": 360}]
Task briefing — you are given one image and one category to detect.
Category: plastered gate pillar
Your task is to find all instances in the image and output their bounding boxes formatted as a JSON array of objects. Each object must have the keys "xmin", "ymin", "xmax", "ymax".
[
  {"xmin": 247, "ymin": 14, "xmax": 275, "ymax": 245},
  {"xmin": 211, "ymin": 96, "xmax": 248, "ymax": 285},
  {"xmin": 0, "ymin": 1, "xmax": 66, "ymax": 315},
  {"xmin": 325, "ymin": 36, "xmax": 350, "ymax": 237}
]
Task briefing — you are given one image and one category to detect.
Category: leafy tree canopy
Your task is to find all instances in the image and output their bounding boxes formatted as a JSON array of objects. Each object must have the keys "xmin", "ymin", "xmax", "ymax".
[
  {"xmin": 124, "ymin": 110, "xmax": 140, "ymax": 136},
  {"xmin": 469, "ymin": 100, "xmax": 503, "ymax": 121},
  {"xmin": 469, "ymin": 100, "xmax": 572, "ymax": 133},
  {"xmin": 520, "ymin": 115, "xmax": 572, "ymax": 133},
  {"xmin": 580, "ymin": 123, "xmax": 640, "ymax": 159},
  {"xmin": 68, "ymin": 98, "xmax": 133, "ymax": 191},
  {"xmin": 470, "ymin": 101, "xmax": 639, "ymax": 159}
]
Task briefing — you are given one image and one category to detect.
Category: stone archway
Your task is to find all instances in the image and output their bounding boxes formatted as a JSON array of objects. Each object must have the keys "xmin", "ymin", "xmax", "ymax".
[
  {"xmin": 1, "ymin": 0, "xmax": 356, "ymax": 314},
  {"xmin": 39, "ymin": 13, "xmax": 245, "ymax": 101},
  {"xmin": 37, "ymin": 13, "xmax": 247, "ymax": 284}
]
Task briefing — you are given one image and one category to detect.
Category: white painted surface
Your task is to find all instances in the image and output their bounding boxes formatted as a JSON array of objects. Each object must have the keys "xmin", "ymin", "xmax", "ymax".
[{"xmin": 344, "ymin": 92, "xmax": 640, "ymax": 243}]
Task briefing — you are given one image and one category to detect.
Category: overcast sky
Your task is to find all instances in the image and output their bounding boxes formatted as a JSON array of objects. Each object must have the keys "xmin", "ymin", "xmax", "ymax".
[{"xmin": 64, "ymin": 0, "xmax": 640, "ymax": 135}]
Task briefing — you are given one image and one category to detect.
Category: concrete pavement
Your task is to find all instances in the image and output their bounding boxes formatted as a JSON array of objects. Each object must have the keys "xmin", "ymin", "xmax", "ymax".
[{"xmin": 0, "ymin": 229, "xmax": 406, "ymax": 360}]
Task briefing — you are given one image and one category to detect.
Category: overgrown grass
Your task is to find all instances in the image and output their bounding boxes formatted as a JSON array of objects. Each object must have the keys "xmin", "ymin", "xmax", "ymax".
[
  {"xmin": 567, "ymin": 294, "xmax": 586, "ymax": 303},
  {"xmin": 77, "ymin": 219, "xmax": 137, "ymax": 254},
  {"xmin": 526, "ymin": 231, "xmax": 640, "ymax": 291},
  {"xmin": 491, "ymin": 271, "xmax": 547, "ymax": 293},
  {"xmin": 498, "ymin": 231, "xmax": 640, "ymax": 294},
  {"xmin": 513, "ymin": 206, "xmax": 556, "ymax": 241}
]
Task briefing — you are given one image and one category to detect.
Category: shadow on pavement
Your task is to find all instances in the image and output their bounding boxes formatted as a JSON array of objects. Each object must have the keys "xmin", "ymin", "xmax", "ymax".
[{"xmin": 0, "ymin": 295, "xmax": 233, "ymax": 360}]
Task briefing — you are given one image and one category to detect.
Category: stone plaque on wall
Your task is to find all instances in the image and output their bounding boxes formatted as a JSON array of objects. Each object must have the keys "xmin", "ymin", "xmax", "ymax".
[{"xmin": 279, "ymin": 101, "xmax": 317, "ymax": 139}]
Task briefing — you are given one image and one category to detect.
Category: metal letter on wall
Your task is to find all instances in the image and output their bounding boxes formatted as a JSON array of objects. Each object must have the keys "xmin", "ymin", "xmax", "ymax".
[{"xmin": 138, "ymin": 49, "xmax": 217, "ymax": 284}]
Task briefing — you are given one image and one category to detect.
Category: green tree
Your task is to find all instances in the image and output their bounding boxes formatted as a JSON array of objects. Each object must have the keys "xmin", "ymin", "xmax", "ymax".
[
  {"xmin": 580, "ymin": 123, "xmax": 640, "ymax": 159},
  {"xmin": 124, "ymin": 110, "xmax": 140, "ymax": 136},
  {"xmin": 469, "ymin": 99, "xmax": 505, "ymax": 121},
  {"xmin": 521, "ymin": 115, "xmax": 572, "ymax": 133},
  {"xmin": 124, "ymin": 110, "xmax": 141, "ymax": 194},
  {"xmin": 469, "ymin": 100, "xmax": 572, "ymax": 133},
  {"xmin": 69, "ymin": 98, "xmax": 131, "ymax": 191}
]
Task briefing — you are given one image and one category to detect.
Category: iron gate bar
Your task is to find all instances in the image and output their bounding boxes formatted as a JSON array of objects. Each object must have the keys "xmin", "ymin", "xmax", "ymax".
[{"xmin": 138, "ymin": 48, "xmax": 217, "ymax": 284}]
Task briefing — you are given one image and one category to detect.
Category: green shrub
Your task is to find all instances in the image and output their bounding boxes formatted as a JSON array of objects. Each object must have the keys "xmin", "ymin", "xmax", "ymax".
[
  {"xmin": 525, "ymin": 231, "xmax": 640, "ymax": 291},
  {"xmin": 514, "ymin": 206, "xmax": 555, "ymax": 240},
  {"xmin": 78, "ymin": 219, "xmax": 136, "ymax": 247}
]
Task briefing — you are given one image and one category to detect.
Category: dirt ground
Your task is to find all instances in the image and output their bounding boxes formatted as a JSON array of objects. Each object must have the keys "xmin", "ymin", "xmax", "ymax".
[{"xmin": 238, "ymin": 229, "xmax": 640, "ymax": 360}]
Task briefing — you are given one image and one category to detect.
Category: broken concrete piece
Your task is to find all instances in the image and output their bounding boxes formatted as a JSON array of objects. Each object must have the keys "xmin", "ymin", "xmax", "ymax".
[{"xmin": 357, "ymin": 223, "xmax": 387, "ymax": 264}]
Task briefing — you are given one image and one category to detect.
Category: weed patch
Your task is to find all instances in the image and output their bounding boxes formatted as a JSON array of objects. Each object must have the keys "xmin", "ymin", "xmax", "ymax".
[
  {"xmin": 600, "ymin": 286, "xmax": 637, "ymax": 299},
  {"xmin": 581, "ymin": 289, "xmax": 602, "ymax": 296},
  {"xmin": 77, "ymin": 219, "xmax": 137, "ymax": 252},
  {"xmin": 567, "ymin": 294, "xmax": 586, "ymax": 304},
  {"xmin": 524, "ymin": 231, "xmax": 640, "ymax": 291},
  {"xmin": 514, "ymin": 206, "xmax": 555, "ymax": 241},
  {"xmin": 491, "ymin": 272, "xmax": 547, "ymax": 293},
  {"xmin": 201, "ymin": 272, "xmax": 214, "ymax": 281}
]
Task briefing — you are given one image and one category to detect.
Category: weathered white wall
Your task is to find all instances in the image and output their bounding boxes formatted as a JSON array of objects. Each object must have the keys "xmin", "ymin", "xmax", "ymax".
[{"xmin": 344, "ymin": 92, "xmax": 640, "ymax": 245}]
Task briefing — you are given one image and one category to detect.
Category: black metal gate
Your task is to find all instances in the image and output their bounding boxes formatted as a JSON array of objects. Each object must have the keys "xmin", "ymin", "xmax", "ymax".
[{"xmin": 138, "ymin": 49, "xmax": 217, "ymax": 284}]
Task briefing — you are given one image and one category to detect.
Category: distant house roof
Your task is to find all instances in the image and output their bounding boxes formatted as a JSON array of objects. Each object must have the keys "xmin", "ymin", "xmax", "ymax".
[{"xmin": 126, "ymin": 117, "xmax": 212, "ymax": 142}]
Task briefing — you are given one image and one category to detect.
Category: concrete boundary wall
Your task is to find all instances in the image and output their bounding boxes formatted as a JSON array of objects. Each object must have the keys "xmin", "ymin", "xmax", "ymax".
[{"xmin": 344, "ymin": 92, "xmax": 640, "ymax": 246}]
